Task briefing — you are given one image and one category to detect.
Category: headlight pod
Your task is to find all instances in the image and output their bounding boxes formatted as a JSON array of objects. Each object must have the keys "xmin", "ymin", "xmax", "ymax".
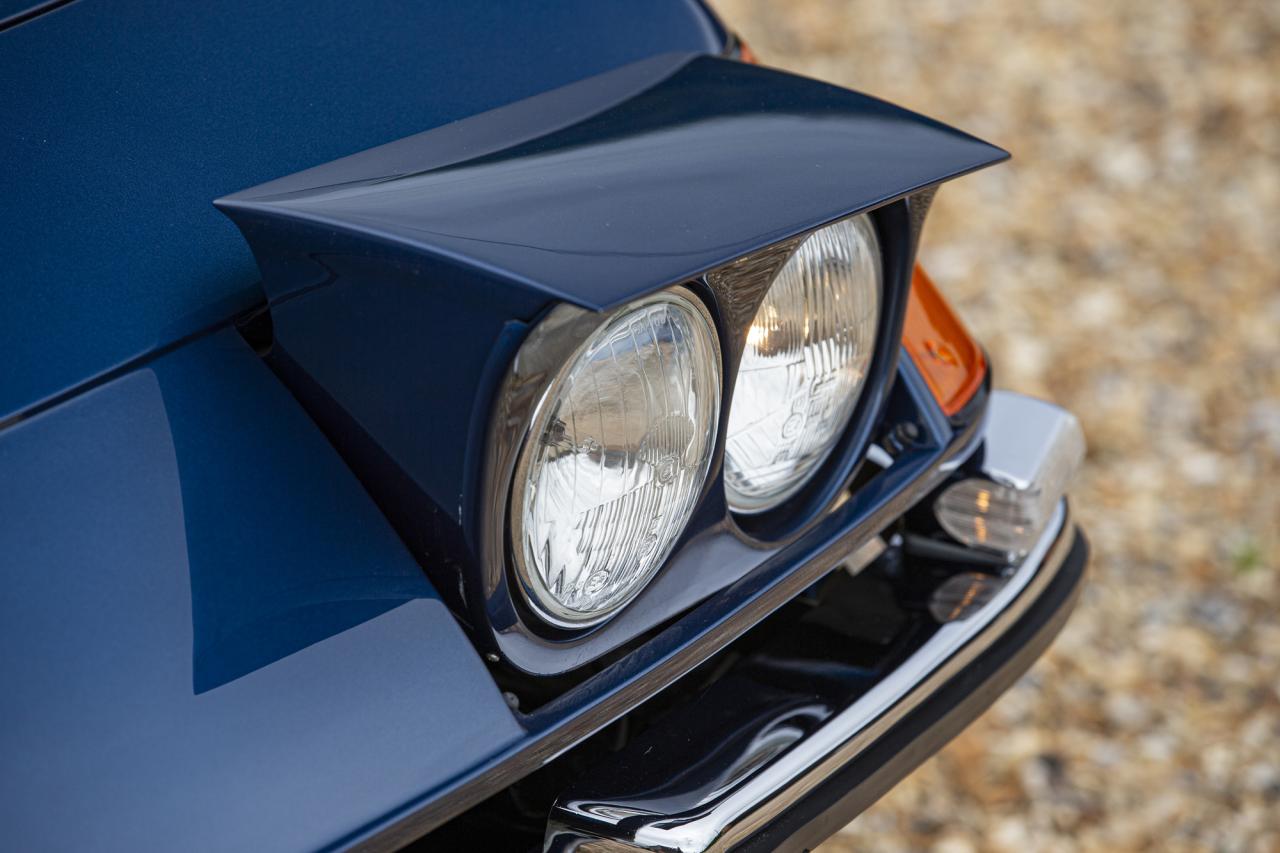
[
  {"xmin": 511, "ymin": 289, "xmax": 721, "ymax": 628},
  {"xmin": 724, "ymin": 215, "xmax": 882, "ymax": 514}
]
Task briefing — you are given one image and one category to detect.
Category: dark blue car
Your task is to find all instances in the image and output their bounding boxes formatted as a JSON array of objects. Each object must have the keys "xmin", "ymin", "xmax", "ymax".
[{"xmin": 1, "ymin": 1, "xmax": 1087, "ymax": 850}]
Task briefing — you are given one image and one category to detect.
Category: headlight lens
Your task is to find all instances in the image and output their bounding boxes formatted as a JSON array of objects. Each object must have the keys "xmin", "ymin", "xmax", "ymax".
[
  {"xmin": 724, "ymin": 215, "xmax": 881, "ymax": 513},
  {"xmin": 512, "ymin": 290, "xmax": 721, "ymax": 627}
]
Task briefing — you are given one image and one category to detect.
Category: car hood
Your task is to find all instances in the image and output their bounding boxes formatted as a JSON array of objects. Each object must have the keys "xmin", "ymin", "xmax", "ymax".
[{"xmin": 0, "ymin": 0, "xmax": 722, "ymax": 424}]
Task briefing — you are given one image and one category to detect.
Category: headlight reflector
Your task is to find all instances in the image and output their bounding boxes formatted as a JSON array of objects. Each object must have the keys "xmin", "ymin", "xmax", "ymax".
[
  {"xmin": 512, "ymin": 290, "xmax": 721, "ymax": 627},
  {"xmin": 724, "ymin": 215, "xmax": 882, "ymax": 513}
]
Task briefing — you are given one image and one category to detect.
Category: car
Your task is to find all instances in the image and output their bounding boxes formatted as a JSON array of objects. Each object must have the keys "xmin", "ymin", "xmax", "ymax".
[{"xmin": 0, "ymin": 1, "xmax": 1088, "ymax": 850}]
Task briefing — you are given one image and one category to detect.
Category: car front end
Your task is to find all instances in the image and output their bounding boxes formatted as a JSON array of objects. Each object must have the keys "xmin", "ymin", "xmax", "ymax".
[{"xmin": 0, "ymin": 3, "xmax": 1087, "ymax": 851}]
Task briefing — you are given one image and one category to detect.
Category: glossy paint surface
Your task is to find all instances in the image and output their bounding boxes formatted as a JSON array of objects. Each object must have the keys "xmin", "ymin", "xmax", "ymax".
[
  {"xmin": 0, "ymin": 0, "xmax": 724, "ymax": 424},
  {"xmin": 0, "ymin": 330, "xmax": 522, "ymax": 851},
  {"xmin": 216, "ymin": 56, "xmax": 1005, "ymax": 673},
  {"xmin": 482, "ymin": 201, "xmax": 916, "ymax": 674},
  {"xmin": 0, "ymin": 3, "xmax": 1020, "ymax": 846},
  {"xmin": 219, "ymin": 55, "xmax": 1007, "ymax": 312},
  {"xmin": 343, "ymin": 361, "xmax": 986, "ymax": 847},
  {"xmin": 0, "ymin": 0, "xmax": 63, "ymax": 26}
]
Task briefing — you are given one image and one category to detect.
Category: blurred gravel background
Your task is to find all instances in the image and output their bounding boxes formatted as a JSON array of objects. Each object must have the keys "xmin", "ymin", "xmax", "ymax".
[{"xmin": 716, "ymin": 1, "xmax": 1280, "ymax": 850}]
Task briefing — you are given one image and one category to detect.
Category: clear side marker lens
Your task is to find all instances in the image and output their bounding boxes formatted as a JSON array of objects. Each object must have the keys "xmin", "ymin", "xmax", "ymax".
[{"xmin": 934, "ymin": 392, "xmax": 1085, "ymax": 559}]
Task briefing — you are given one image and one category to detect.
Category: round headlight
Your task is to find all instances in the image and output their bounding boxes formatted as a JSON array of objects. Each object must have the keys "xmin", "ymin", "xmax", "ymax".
[
  {"xmin": 512, "ymin": 290, "xmax": 721, "ymax": 627},
  {"xmin": 724, "ymin": 214, "xmax": 881, "ymax": 514}
]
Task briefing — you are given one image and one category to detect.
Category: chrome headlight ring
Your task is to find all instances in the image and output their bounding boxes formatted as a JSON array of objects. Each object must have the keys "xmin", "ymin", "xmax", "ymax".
[
  {"xmin": 483, "ymin": 208, "xmax": 901, "ymax": 638},
  {"xmin": 507, "ymin": 287, "xmax": 722, "ymax": 629}
]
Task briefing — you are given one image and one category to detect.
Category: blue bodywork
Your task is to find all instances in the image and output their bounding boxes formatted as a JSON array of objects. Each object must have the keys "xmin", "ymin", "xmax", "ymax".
[
  {"xmin": 215, "ymin": 54, "xmax": 1003, "ymax": 674},
  {"xmin": 0, "ymin": 329, "xmax": 523, "ymax": 850},
  {"xmin": 0, "ymin": 2, "xmax": 1006, "ymax": 849},
  {"xmin": 218, "ymin": 54, "xmax": 1002, "ymax": 313},
  {"xmin": 0, "ymin": 0, "xmax": 723, "ymax": 423},
  {"xmin": 1, "ymin": 2, "xmax": 723, "ymax": 848}
]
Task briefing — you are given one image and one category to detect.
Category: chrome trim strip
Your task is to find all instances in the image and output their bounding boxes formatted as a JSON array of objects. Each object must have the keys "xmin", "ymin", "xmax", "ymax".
[
  {"xmin": 975, "ymin": 392, "xmax": 1085, "ymax": 493},
  {"xmin": 348, "ymin": 366, "xmax": 982, "ymax": 852},
  {"xmin": 550, "ymin": 502, "xmax": 1073, "ymax": 853},
  {"xmin": 547, "ymin": 391, "xmax": 1082, "ymax": 852},
  {"xmin": 702, "ymin": 505, "xmax": 1068, "ymax": 851}
]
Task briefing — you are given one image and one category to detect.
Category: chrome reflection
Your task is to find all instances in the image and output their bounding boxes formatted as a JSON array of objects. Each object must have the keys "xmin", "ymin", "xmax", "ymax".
[
  {"xmin": 555, "ymin": 697, "xmax": 831, "ymax": 828},
  {"xmin": 547, "ymin": 501, "xmax": 1072, "ymax": 852}
]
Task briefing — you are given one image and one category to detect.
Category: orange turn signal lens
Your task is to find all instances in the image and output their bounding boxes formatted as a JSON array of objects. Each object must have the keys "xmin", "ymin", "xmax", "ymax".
[
  {"xmin": 729, "ymin": 31, "xmax": 759, "ymax": 64},
  {"xmin": 902, "ymin": 265, "xmax": 986, "ymax": 416}
]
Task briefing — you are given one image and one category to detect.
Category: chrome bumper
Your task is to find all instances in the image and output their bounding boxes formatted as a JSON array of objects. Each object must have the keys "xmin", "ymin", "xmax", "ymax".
[{"xmin": 545, "ymin": 392, "xmax": 1087, "ymax": 852}]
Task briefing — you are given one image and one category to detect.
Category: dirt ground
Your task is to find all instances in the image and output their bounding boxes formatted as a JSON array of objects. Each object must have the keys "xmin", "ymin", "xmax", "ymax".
[{"xmin": 715, "ymin": 1, "xmax": 1280, "ymax": 850}]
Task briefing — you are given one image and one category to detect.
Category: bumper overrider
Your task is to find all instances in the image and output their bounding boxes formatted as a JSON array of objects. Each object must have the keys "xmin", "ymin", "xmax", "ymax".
[{"xmin": 544, "ymin": 391, "xmax": 1087, "ymax": 852}]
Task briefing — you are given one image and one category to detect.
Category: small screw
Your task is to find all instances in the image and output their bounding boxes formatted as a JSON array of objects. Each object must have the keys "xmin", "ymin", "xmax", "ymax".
[
  {"xmin": 885, "ymin": 421, "xmax": 921, "ymax": 454},
  {"xmin": 502, "ymin": 691, "xmax": 521, "ymax": 711},
  {"xmin": 484, "ymin": 652, "xmax": 500, "ymax": 664}
]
